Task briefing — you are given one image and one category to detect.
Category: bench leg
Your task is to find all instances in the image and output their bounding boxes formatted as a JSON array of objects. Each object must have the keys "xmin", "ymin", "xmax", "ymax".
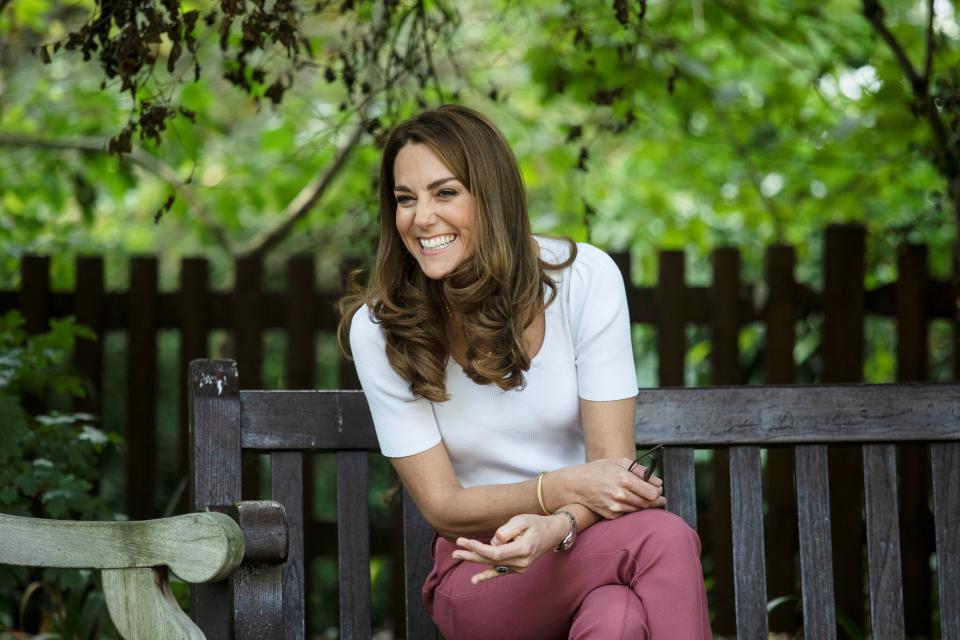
[{"xmin": 103, "ymin": 567, "xmax": 205, "ymax": 640}]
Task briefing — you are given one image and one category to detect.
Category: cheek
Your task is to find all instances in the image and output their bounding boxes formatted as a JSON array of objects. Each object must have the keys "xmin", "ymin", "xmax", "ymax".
[{"xmin": 395, "ymin": 208, "xmax": 411, "ymax": 235}]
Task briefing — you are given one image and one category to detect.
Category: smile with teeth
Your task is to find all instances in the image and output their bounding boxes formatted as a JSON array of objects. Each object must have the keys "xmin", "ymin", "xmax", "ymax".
[{"xmin": 419, "ymin": 234, "xmax": 457, "ymax": 250}]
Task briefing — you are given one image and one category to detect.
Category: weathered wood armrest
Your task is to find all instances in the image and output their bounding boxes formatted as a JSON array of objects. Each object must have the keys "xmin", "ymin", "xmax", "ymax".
[{"xmin": 0, "ymin": 511, "xmax": 244, "ymax": 639}]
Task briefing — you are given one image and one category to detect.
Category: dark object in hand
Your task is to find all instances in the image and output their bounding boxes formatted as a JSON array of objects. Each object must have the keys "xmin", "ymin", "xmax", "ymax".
[{"xmin": 628, "ymin": 444, "xmax": 663, "ymax": 482}]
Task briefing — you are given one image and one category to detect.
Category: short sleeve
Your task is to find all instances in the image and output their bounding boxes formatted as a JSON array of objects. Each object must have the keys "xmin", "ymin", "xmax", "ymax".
[
  {"xmin": 568, "ymin": 243, "xmax": 639, "ymax": 401},
  {"xmin": 349, "ymin": 305, "xmax": 442, "ymax": 457}
]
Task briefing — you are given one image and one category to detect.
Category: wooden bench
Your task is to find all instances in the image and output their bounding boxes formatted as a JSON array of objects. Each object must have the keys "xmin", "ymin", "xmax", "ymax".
[
  {"xmin": 3, "ymin": 359, "xmax": 958, "ymax": 639},
  {"xmin": 187, "ymin": 360, "xmax": 960, "ymax": 640}
]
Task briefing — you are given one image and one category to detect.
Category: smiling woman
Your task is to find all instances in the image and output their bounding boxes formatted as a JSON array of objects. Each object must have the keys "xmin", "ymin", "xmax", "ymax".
[{"xmin": 337, "ymin": 105, "xmax": 711, "ymax": 640}]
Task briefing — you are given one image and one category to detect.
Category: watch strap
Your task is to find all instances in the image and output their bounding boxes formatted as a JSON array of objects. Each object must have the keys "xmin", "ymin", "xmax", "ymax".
[{"xmin": 553, "ymin": 510, "xmax": 577, "ymax": 552}]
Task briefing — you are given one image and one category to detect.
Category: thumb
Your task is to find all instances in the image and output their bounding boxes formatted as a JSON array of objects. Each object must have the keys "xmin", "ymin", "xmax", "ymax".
[{"xmin": 492, "ymin": 516, "xmax": 529, "ymax": 546}]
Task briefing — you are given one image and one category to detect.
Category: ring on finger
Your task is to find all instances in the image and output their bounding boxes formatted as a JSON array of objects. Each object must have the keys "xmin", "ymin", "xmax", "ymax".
[{"xmin": 495, "ymin": 565, "xmax": 510, "ymax": 575}]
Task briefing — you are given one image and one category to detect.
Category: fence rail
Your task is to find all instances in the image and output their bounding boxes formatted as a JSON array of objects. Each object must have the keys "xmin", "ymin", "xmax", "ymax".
[{"xmin": 3, "ymin": 222, "xmax": 956, "ymax": 637}]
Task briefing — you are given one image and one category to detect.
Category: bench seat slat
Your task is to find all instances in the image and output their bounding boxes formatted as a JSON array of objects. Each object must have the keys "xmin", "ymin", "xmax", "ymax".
[
  {"xmin": 862, "ymin": 444, "xmax": 905, "ymax": 638},
  {"xmin": 336, "ymin": 451, "xmax": 372, "ymax": 639},
  {"xmin": 272, "ymin": 451, "xmax": 305, "ymax": 640},
  {"xmin": 403, "ymin": 489, "xmax": 439, "ymax": 640},
  {"xmin": 729, "ymin": 446, "xmax": 768, "ymax": 639},
  {"xmin": 931, "ymin": 442, "xmax": 960, "ymax": 640},
  {"xmin": 662, "ymin": 446, "xmax": 697, "ymax": 531},
  {"xmin": 794, "ymin": 444, "xmax": 836, "ymax": 639}
]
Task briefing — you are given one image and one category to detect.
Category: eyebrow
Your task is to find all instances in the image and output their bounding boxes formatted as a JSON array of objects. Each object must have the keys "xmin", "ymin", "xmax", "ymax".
[{"xmin": 393, "ymin": 177, "xmax": 459, "ymax": 192}]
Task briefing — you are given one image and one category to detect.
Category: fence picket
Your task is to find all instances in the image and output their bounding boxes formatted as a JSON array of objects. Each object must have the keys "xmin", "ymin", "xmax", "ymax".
[
  {"xmin": 762, "ymin": 244, "xmax": 799, "ymax": 632},
  {"xmin": 235, "ymin": 256, "xmax": 264, "ymax": 500},
  {"xmin": 710, "ymin": 248, "xmax": 739, "ymax": 635},
  {"xmin": 75, "ymin": 256, "xmax": 104, "ymax": 416},
  {"xmin": 127, "ymin": 256, "xmax": 158, "ymax": 520},
  {"xmin": 823, "ymin": 224, "xmax": 867, "ymax": 631},
  {"xmin": 896, "ymin": 243, "xmax": 934, "ymax": 636}
]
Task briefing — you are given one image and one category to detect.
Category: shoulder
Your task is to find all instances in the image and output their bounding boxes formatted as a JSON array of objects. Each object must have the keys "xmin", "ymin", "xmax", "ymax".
[
  {"xmin": 534, "ymin": 235, "xmax": 621, "ymax": 284},
  {"xmin": 348, "ymin": 304, "xmax": 387, "ymax": 362},
  {"xmin": 572, "ymin": 241, "xmax": 620, "ymax": 276}
]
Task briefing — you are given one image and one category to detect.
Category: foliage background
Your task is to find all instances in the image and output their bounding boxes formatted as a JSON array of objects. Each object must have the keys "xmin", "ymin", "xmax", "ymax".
[{"xmin": 1, "ymin": 0, "xmax": 957, "ymax": 636}]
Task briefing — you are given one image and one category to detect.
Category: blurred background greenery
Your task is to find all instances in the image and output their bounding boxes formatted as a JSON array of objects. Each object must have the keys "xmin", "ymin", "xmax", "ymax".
[{"xmin": 1, "ymin": 0, "xmax": 958, "ymax": 637}]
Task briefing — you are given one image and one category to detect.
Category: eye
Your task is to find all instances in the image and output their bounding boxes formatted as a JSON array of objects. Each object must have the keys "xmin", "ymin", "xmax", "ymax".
[
  {"xmin": 437, "ymin": 188, "xmax": 458, "ymax": 198},
  {"xmin": 395, "ymin": 194, "xmax": 414, "ymax": 205}
]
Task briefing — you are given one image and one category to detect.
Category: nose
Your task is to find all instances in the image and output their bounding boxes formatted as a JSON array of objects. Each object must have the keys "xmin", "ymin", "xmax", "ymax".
[{"xmin": 413, "ymin": 199, "xmax": 436, "ymax": 228}]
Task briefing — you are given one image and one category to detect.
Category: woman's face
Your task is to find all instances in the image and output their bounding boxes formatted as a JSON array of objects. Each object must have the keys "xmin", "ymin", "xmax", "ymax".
[{"xmin": 393, "ymin": 142, "xmax": 476, "ymax": 280}]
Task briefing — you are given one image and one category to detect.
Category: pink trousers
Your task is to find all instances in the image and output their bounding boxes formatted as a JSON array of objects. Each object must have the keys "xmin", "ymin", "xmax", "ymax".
[{"xmin": 423, "ymin": 509, "xmax": 712, "ymax": 640}]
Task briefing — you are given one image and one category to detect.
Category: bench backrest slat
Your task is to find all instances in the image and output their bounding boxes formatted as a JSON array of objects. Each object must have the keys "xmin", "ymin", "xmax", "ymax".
[
  {"xmin": 336, "ymin": 451, "xmax": 373, "ymax": 639},
  {"xmin": 403, "ymin": 490, "xmax": 439, "ymax": 639},
  {"xmin": 635, "ymin": 384, "xmax": 960, "ymax": 444},
  {"xmin": 728, "ymin": 446, "xmax": 768, "ymax": 639},
  {"xmin": 794, "ymin": 444, "xmax": 837, "ymax": 639},
  {"xmin": 663, "ymin": 446, "xmax": 697, "ymax": 531},
  {"xmin": 930, "ymin": 442, "xmax": 960, "ymax": 639},
  {"xmin": 862, "ymin": 444, "xmax": 906, "ymax": 638},
  {"xmin": 241, "ymin": 391, "xmax": 377, "ymax": 451},
  {"xmin": 271, "ymin": 451, "xmax": 306, "ymax": 640}
]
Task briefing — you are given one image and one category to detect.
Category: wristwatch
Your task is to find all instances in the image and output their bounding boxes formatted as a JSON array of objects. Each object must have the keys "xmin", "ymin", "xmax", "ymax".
[{"xmin": 553, "ymin": 510, "xmax": 578, "ymax": 552}]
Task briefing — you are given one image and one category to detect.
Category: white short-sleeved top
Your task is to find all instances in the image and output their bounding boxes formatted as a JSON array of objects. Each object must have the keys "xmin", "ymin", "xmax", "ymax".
[{"xmin": 349, "ymin": 236, "xmax": 638, "ymax": 488}]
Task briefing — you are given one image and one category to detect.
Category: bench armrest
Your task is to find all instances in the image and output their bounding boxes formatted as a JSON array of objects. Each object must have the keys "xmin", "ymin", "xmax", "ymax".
[
  {"xmin": 0, "ymin": 511, "xmax": 245, "ymax": 640},
  {"xmin": 0, "ymin": 511, "xmax": 244, "ymax": 582}
]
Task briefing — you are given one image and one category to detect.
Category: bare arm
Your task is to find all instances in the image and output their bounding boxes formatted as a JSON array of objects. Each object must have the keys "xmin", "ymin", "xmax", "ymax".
[
  {"xmin": 390, "ymin": 441, "xmax": 543, "ymax": 540},
  {"xmin": 453, "ymin": 397, "xmax": 666, "ymax": 583},
  {"xmin": 392, "ymin": 397, "xmax": 664, "ymax": 541}
]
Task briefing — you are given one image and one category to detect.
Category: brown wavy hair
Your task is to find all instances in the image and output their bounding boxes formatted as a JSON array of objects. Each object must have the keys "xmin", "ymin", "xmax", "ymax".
[{"xmin": 337, "ymin": 104, "xmax": 575, "ymax": 402}]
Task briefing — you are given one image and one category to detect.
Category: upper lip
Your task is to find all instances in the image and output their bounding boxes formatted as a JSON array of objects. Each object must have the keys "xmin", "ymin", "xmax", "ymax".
[{"xmin": 418, "ymin": 233, "xmax": 457, "ymax": 239}]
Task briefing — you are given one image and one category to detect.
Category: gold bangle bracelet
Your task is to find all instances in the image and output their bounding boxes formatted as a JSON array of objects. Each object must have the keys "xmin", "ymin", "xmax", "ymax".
[{"xmin": 536, "ymin": 471, "xmax": 552, "ymax": 515}]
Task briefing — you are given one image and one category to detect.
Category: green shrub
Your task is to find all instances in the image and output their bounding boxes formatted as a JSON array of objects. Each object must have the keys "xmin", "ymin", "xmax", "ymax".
[{"xmin": 0, "ymin": 311, "xmax": 119, "ymax": 638}]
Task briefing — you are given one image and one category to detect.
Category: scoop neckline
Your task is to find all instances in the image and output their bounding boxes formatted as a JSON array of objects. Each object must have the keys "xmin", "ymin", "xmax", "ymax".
[
  {"xmin": 446, "ymin": 235, "xmax": 566, "ymax": 377},
  {"xmin": 447, "ymin": 298, "xmax": 554, "ymax": 376}
]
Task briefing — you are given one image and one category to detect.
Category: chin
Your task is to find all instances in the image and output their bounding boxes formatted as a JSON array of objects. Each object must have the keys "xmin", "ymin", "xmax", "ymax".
[
  {"xmin": 419, "ymin": 264, "xmax": 455, "ymax": 280},
  {"xmin": 412, "ymin": 250, "xmax": 466, "ymax": 280}
]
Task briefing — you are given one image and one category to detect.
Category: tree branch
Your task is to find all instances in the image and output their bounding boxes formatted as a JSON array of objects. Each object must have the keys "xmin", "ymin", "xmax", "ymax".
[
  {"xmin": 236, "ymin": 120, "xmax": 366, "ymax": 260},
  {"xmin": 0, "ymin": 133, "xmax": 234, "ymax": 255},
  {"xmin": 862, "ymin": 0, "xmax": 924, "ymax": 91},
  {"xmin": 861, "ymin": 0, "xmax": 951, "ymax": 172}
]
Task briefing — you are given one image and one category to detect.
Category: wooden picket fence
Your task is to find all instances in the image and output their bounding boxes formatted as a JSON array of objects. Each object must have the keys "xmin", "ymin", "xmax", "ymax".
[{"xmin": 2, "ymin": 222, "xmax": 955, "ymax": 637}]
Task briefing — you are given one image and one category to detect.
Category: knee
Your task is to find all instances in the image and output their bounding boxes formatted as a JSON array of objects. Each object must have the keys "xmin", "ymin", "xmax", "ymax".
[
  {"xmin": 631, "ymin": 509, "xmax": 702, "ymax": 559},
  {"xmin": 571, "ymin": 585, "xmax": 648, "ymax": 640}
]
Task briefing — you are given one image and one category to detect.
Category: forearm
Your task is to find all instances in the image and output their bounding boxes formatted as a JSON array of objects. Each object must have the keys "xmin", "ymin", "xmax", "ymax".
[
  {"xmin": 430, "ymin": 467, "xmax": 607, "ymax": 540},
  {"xmin": 431, "ymin": 476, "xmax": 547, "ymax": 540}
]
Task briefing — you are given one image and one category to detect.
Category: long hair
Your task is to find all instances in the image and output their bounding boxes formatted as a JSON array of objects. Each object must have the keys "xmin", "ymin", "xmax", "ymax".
[{"xmin": 338, "ymin": 104, "xmax": 575, "ymax": 402}]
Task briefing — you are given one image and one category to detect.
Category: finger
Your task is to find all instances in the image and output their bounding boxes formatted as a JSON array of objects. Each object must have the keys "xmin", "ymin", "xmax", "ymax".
[
  {"xmin": 455, "ymin": 537, "xmax": 486, "ymax": 552},
  {"xmin": 471, "ymin": 567, "xmax": 507, "ymax": 585},
  {"xmin": 452, "ymin": 548, "xmax": 499, "ymax": 564},
  {"xmin": 618, "ymin": 472, "xmax": 663, "ymax": 502},
  {"xmin": 455, "ymin": 538, "xmax": 504, "ymax": 561},
  {"xmin": 456, "ymin": 537, "xmax": 528, "ymax": 563}
]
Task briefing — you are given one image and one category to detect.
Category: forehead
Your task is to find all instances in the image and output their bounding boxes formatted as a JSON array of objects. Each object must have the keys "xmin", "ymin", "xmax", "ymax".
[{"xmin": 393, "ymin": 143, "xmax": 457, "ymax": 186}]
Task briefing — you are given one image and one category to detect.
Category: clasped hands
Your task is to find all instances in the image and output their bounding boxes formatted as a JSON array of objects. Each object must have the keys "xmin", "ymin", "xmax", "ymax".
[{"xmin": 453, "ymin": 458, "xmax": 665, "ymax": 584}]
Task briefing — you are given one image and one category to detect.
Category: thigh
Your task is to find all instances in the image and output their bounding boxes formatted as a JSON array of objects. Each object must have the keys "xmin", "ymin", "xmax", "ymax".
[{"xmin": 424, "ymin": 516, "xmax": 662, "ymax": 640}]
